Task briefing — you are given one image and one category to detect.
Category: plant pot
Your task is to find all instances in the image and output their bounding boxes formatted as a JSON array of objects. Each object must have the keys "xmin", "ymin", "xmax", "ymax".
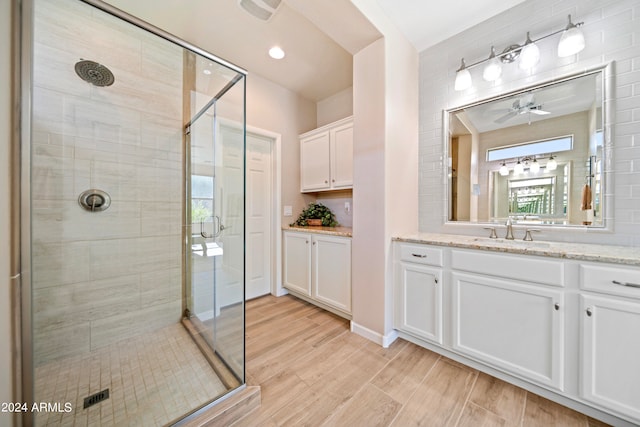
[{"xmin": 307, "ymin": 219, "xmax": 322, "ymax": 226}]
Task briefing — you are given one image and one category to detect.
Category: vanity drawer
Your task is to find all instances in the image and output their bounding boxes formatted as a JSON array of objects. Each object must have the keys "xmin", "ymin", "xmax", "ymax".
[
  {"xmin": 580, "ymin": 263, "xmax": 640, "ymax": 299},
  {"xmin": 451, "ymin": 249, "xmax": 564, "ymax": 287},
  {"xmin": 397, "ymin": 243, "xmax": 443, "ymax": 267}
]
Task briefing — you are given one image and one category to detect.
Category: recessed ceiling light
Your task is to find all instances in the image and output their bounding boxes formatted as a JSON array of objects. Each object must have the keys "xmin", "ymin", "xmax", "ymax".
[
  {"xmin": 268, "ymin": 46, "xmax": 285, "ymax": 59},
  {"xmin": 203, "ymin": 69, "xmax": 212, "ymax": 75}
]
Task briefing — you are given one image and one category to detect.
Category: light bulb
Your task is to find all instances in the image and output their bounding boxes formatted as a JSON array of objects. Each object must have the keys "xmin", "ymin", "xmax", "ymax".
[
  {"xmin": 530, "ymin": 158, "xmax": 540, "ymax": 173},
  {"xmin": 558, "ymin": 15, "xmax": 585, "ymax": 57},
  {"xmin": 454, "ymin": 58, "xmax": 472, "ymax": 91},
  {"xmin": 499, "ymin": 162, "xmax": 509, "ymax": 176},
  {"xmin": 519, "ymin": 32, "xmax": 540, "ymax": 69},
  {"xmin": 514, "ymin": 160, "xmax": 524, "ymax": 175},
  {"xmin": 546, "ymin": 156, "xmax": 557, "ymax": 171},
  {"xmin": 482, "ymin": 46, "xmax": 502, "ymax": 82},
  {"xmin": 268, "ymin": 46, "xmax": 285, "ymax": 59}
]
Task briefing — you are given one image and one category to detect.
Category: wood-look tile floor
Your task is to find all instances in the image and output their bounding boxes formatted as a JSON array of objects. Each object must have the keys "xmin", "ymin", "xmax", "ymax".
[{"xmin": 236, "ymin": 295, "xmax": 610, "ymax": 427}]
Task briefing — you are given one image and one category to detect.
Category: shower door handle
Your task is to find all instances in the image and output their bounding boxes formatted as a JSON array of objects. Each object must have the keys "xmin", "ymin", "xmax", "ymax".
[
  {"xmin": 213, "ymin": 215, "xmax": 225, "ymax": 237},
  {"xmin": 200, "ymin": 219, "xmax": 214, "ymax": 239}
]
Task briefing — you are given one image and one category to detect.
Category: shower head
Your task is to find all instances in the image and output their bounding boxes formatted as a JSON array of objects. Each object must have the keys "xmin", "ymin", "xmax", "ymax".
[{"xmin": 74, "ymin": 60, "xmax": 115, "ymax": 87}]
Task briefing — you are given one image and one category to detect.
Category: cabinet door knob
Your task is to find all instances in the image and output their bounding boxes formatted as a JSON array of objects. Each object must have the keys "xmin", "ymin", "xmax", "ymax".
[
  {"xmin": 325, "ymin": 180, "xmax": 328, "ymax": 184},
  {"xmin": 554, "ymin": 303, "xmax": 560, "ymax": 311},
  {"xmin": 332, "ymin": 179, "xmax": 335, "ymax": 182},
  {"xmin": 313, "ymin": 241, "xmax": 316, "ymax": 245},
  {"xmin": 586, "ymin": 307, "xmax": 593, "ymax": 317},
  {"xmin": 305, "ymin": 240, "xmax": 309, "ymax": 244}
]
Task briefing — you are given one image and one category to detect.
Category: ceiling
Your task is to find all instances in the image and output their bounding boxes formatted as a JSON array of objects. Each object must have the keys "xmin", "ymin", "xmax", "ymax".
[
  {"xmin": 103, "ymin": 0, "xmax": 526, "ymax": 103},
  {"xmin": 376, "ymin": 0, "xmax": 527, "ymax": 52}
]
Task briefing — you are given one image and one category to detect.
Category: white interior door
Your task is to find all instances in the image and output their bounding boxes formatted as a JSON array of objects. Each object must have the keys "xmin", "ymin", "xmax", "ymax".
[{"xmin": 246, "ymin": 132, "xmax": 273, "ymax": 299}]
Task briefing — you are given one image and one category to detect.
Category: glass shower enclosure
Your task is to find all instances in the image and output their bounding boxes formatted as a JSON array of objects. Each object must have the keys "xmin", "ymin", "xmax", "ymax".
[{"xmin": 21, "ymin": 0, "xmax": 246, "ymax": 425}]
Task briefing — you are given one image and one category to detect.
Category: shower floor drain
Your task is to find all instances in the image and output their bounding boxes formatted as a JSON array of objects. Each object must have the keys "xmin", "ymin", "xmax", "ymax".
[{"xmin": 83, "ymin": 388, "xmax": 109, "ymax": 409}]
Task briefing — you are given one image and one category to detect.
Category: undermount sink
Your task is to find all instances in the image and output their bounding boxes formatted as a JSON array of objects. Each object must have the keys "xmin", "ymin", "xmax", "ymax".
[{"xmin": 471, "ymin": 237, "xmax": 552, "ymax": 249}]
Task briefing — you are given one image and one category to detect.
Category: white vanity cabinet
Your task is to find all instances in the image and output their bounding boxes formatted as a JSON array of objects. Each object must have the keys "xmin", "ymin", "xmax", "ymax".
[
  {"xmin": 394, "ymin": 243, "xmax": 443, "ymax": 344},
  {"xmin": 392, "ymin": 238, "xmax": 640, "ymax": 426},
  {"xmin": 300, "ymin": 117, "xmax": 353, "ymax": 192},
  {"xmin": 283, "ymin": 230, "xmax": 351, "ymax": 316},
  {"xmin": 579, "ymin": 263, "xmax": 640, "ymax": 422},
  {"xmin": 451, "ymin": 250, "xmax": 565, "ymax": 390}
]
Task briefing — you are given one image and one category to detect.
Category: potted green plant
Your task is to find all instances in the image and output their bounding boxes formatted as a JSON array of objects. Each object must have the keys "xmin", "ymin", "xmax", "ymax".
[{"xmin": 291, "ymin": 202, "xmax": 338, "ymax": 227}]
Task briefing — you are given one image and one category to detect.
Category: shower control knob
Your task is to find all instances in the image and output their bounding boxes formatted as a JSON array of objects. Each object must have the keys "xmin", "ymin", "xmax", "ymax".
[{"xmin": 78, "ymin": 189, "xmax": 111, "ymax": 212}]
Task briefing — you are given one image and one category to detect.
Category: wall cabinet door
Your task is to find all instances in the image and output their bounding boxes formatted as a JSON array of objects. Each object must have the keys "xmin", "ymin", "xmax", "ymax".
[
  {"xmin": 396, "ymin": 262, "xmax": 442, "ymax": 344},
  {"xmin": 300, "ymin": 132, "xmax": 331, "ymax": 191},
  {"xmin": 329, "ymin": 122, "xmax": 353, "ymax": 189},
  {"xmin": 451, "ymin": 272, "xmax": 564, "ymax": 390},
  {"xmin": 313, "ymin": 234, "xmax": 351, "ymax": 313},
  {"xmin": 300, "ymin": 118, "xmax": 353, "ymax": 192},
  {"xmin": 283, "ymin": 232, "xmax": 312, "ymax": 296},
  {"xmin": 581, "ymin": 295, "xmax": 640, "ymax": 423}
]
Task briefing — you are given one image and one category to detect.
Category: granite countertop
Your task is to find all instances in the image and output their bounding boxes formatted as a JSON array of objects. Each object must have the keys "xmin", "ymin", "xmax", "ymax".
[
  {"xmin": 394, "ymin": 233, "xmax": 640, "ymax": 266},
  {"xmin": 283, "ymin": 225, "xmax": 352, "ymax": 237}
]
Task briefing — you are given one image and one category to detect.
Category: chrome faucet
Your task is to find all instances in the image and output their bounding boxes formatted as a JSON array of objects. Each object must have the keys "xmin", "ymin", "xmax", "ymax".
[{"xmin": 504, "ymin": 217, "xmax": 515, "ymax": 240}]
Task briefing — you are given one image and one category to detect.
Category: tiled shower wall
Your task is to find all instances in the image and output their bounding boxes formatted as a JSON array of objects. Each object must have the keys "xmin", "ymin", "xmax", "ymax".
[
  {"xmin": 31, "ymin": 0, "xmax": 184, "ymax": 364},
  {"xmin": 419, "ymin": 0, "xmax": 640, "ymax": 246}
]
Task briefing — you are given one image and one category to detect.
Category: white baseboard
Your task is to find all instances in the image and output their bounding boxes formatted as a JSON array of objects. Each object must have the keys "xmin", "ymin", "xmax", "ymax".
[{"xmin": 350, "ymin": 322, "xmax": 399, "ymax": 348}]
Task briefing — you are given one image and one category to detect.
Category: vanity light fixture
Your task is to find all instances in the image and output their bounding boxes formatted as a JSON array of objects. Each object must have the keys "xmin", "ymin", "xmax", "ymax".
[
  {"xmin": 546, "ymin": 155, "xmax": 558, "ymax": 171},
  {"xmin": 530, "ymin": 158, "xmax": 541, "ymax": 173},
  {"xmin": 453, "ymin": 15, "xmax": 584, "ymax": 91},
  {"xmin": 454, "ymin": 58, "xmax": 472, "ymax": 91},
  {"xmin": 519, "ymin": 32, "xmax": 540, "ymax": 70},
  {"xmin": 482, "ymin": 46, "xmax": 502, "ymax": 82},
  {"xmin": 499, "ymin": 162, "xmax": 509, "ymax": 176},
  {"xmin": 514, "ymin": 159, "xmax": 525, "ymax": 176},
  {"xmin": 558, "ymin": 15, "xmax": 586, "ymax": 57}
]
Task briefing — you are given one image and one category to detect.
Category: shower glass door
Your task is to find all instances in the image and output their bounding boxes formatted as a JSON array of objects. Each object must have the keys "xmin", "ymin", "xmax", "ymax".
[{"xmin": 186, "ymin": 67, "xmax": 245, "ymax": 384}]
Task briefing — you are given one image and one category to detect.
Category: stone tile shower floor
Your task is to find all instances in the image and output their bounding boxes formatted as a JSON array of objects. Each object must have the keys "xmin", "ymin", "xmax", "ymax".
[{"xmin": 34, "ymin": 323, "xmax": 227, "ymax": 426}]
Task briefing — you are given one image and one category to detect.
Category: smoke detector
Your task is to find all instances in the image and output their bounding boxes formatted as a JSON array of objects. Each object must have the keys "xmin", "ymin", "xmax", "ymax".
[{"xmin": 238, "ymin": 0, "xmax": 283, "ymax": 21}]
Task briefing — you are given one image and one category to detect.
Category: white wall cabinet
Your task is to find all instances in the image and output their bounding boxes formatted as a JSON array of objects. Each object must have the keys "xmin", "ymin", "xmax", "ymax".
[
  {"xmin": 300, "ymin": 117, "xmax": 353, "ymax": 192},
  {"xmin": 284, "ymin": 231, "xmax": 351, "ymax": 316}
]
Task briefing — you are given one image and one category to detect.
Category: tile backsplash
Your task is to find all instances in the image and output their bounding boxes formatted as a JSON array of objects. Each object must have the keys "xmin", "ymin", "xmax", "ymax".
[{"xmin": 418, "ymin": 0, "xmax": 640, "ymax": 246}]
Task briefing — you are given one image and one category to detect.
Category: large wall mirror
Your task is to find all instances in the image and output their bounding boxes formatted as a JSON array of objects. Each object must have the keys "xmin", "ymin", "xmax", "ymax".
[{"xmin": 445, "ymin": 64, "xmax": 611, "ymax": 228}]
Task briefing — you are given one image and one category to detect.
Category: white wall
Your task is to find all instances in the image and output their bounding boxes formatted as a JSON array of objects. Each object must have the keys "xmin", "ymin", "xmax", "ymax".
[
  {"xmin": 317, "ymin": 86, "xmax": 353, "ymax": 127},
  {"xmin": 419, "ymin": 0, "xmax": 640, "ymax": 246},
  {"xmin": 351, "ymin": 0, "xmax": 418, "ymax": 342},
  {"xmin": 352, "ymin": 38, "xmax": 387, "ymax": 337},
  {"xmin": 245, "ymin": 73, "xmax": 317, "ymax": 227},
  {"xmin": 0, "ymin": 0, "xmax": 14, "ymax": 424}
]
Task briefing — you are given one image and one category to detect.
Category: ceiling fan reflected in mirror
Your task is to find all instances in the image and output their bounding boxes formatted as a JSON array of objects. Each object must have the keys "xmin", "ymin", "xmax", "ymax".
[{"xmin": 495, "ymin": 93, "xmax": 551, "ymax": 124}]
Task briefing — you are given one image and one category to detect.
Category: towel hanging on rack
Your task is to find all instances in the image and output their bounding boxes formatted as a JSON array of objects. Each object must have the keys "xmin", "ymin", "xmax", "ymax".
[{"xmin": 581, "ymin": 184, "xmax": 592, "ymax": 211}]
